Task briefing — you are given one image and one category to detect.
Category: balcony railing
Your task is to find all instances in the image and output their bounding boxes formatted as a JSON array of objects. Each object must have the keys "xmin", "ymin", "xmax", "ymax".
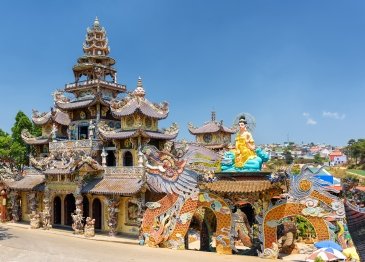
[
  {"xmin": 65, "ymin": 79, "xmax": 126, "ymax": 91},
  {"xmin": 49, "ymin": 139, "xmax": 101, "ymax": 152}
]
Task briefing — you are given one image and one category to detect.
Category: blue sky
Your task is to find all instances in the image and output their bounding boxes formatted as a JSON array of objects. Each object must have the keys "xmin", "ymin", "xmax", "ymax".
[{"xmin": 0, "ymin": 0, "xmax": 364, "ymax": 146}]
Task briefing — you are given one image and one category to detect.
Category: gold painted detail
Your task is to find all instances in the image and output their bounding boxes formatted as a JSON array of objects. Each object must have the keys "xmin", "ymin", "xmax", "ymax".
[{"xmin": 299, "ymin": 180, "xmax": 312, "ymax": 192}]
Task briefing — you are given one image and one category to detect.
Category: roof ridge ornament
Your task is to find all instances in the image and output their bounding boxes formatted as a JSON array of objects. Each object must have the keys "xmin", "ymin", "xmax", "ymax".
[
  {"xmin": 93, "ymin": 16, "xmax": 100, "ymax": 28},
  {"xmin": 133, "ymin": 76, "xmax": 146, "ymax": 97}
]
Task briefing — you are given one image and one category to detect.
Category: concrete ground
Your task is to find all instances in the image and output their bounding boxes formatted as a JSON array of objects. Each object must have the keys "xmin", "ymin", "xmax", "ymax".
[{"xmin": 0, "ymin": 224, "xmax": 278, "ymax": 262}]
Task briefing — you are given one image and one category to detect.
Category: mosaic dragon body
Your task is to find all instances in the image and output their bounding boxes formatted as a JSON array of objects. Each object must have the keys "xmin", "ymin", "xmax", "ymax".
[{"xmin": 141, "ymin": 145, "xmax": 232, "ymax": 254}]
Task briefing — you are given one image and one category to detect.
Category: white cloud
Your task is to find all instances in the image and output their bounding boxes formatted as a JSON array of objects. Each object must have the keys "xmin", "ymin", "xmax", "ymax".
[
  {"xmin": 306, "ymin": 118, "xmax": 317, "ymax": 125},
  {"xmin": 302, "ymin": 112, "xmax": 317, "ymax": 125},
  {"xmin": 322, "ymin": 111, "xmax": 346, "ymax": 120}
]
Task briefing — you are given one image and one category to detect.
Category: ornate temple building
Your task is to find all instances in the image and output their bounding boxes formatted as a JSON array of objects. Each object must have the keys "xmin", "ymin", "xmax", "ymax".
[
  {"xmin": 188, "ymin": 112, "xmax": 235, "ymax": 151},
  {"xmin": 1, "ymin": 18, "xmax": 354, "ymax": 260},
  {"xmin": 8, "ymin": 18, "xmax": 178, "ymax": 236}
]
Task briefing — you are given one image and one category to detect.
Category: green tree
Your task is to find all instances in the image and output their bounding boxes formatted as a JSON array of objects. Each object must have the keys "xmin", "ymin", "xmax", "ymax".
[
  {"xmin": 0, "ymin": 129, "xmax": 13, "ymax": 166},
  {"xmin": 314, "ymin": 153, "xmax": 323, "ymax": 164},
  {"xmin": 11, "ymin": 111, "xmax": 33, "ymax": 144},
  {"xmin": 283, "ymin": 149, "xmax": 294, "ymax": 164},
  {"xmin": 9, "ymin": 111, "xmax": 35, "ymax": 170}
]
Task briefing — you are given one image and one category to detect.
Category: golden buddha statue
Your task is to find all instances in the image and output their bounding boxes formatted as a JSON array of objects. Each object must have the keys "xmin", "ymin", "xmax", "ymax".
[{"xmin": 233, "ymin": 116, "xmax": 256, "ymax": 168}]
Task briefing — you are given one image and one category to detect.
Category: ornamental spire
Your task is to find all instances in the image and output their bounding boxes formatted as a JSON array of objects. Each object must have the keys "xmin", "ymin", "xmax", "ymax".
[
  {"xmin": 211, "ymin": 111, "xmax": 216, "ymax": 122},
  {"xmin": 83, "ymin": 17, "xmax": 110, "ymax": 56},
  {"xmin": 134, "ymin": 76, "xmax": 146, "ymax": 97}
]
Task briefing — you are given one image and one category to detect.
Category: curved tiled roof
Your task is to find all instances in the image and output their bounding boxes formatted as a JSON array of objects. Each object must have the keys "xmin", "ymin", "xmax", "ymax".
[
  {"xmin": 56, "ymin": 94, "xmax": 110, "ymax": 111},
  {"xmin": 81, "ymin": 177, "xmax": 143, "ymax": 196},
  {"xmin": 32, "ymin": 109, "xmax": 70, "ymax": 126},
  {"xmin": 8, "ymin": 174, "xmax": 45, "ymax": 191},
  {"xmin": 99, "ymin": 129, "xmax": 178, "ymax": 140},
  {"xmin": 111, "ymin": 98, "xmax": 169, "ymax": 119},
  {"xmin": 21, "ymin": 129, "xmax": 50, "ymax": 145},
  {"xmin": 56, "ymin": 98, "xmax": 94, "ymax": 110},
  {"xmin": 32, "ymin": 111, "xmax": 52, "ymax": 125},
  {"xmin": 188, "ymin": 121, "xmax": 235, "ymax": 135}
]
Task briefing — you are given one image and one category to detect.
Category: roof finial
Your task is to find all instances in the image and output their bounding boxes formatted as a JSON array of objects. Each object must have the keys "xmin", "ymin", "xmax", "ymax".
[
  {"xmin": 94, "ymin": 16, "xmax": 100, "ymax": 27},
  {"xmin": 211, "ymin": 111, "xmax": 216, "ymax": 122},
  {"xmin": 134, "ymin": 76, "xmax": 145, "ymax": 97}
]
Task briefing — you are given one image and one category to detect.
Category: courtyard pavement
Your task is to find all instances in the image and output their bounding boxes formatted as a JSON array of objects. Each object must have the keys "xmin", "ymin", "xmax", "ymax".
[{"xmin": 0, "ymin": 223, "xmax": 277, "ymax": 262}]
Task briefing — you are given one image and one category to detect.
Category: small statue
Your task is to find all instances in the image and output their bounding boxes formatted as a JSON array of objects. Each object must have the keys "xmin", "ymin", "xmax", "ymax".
[
  {"xmin": 84, "ymin": 217, "xmax": 95, "ymax": 237},
  {"xmin": 88, "ymin": 120, "xmax": 95, "ymax": 140},
  {"xmin": 51, "ymin": 123, "xmax": 57, "ymax": 141},
  {"xmin": 101, "ymin": 148, "xmax": 108, "ymax": 167}
]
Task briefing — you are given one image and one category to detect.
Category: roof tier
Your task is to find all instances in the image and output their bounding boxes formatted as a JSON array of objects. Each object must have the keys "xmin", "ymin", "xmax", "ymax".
[
  {"xmin": 110, "ymin": 78, "xmax": 169, "ymax": 120},
  {"xmin": 188, "ymin": 112, "xmax": 235, "ymax": 135},
  {"xmin": 98, "ymin": 121, "xmax": 179, "ymax": 141},
  {"xmin": 32, "ymin": 108, "xmax": 70, "ymax": 126},
  {"xmin": 55, "ymin": 92, "xmax": 110, "ymax": 110},
  {"xmin": 21, "ymin": 129, "xmax": 50, "ymax": 145}
]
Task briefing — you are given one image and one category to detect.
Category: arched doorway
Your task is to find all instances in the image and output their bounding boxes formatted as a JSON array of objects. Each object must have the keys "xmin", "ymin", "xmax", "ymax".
[
  {"xmin": 92, "ymin": 198, "xmax": 102, "ymax": 230},
  {"xmin": 106, "ymin": 151, "xmax": 116, "ymax": 166},
  {"xmin": 262, "ymin": 203, "xmax": 330, "ymax": 249},
  {"xmin": 64, "ymin": 194, "xmax": 75, "ymax": 226},
  {"xmin": 239, "ymin": 203, "xmax": 255, "ymax": 227},
  {"xmin": 83, "ymin": 195, "xmax": 89, "ymax": 222},
  {"xmin": 200, "ymin": 208, "xmax": 217, "ymax": 252},
  {"xmin": 53, "ymin": 196, "xmax": 62, "ymax": 225},
  {"xmin": 123, "ymin": 151, "xmax": 133, "ymax": 166}
]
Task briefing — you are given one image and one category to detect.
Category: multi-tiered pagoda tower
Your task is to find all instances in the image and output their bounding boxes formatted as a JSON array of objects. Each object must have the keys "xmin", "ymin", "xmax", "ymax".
[{"xmin": 13, "ymin": 18, "xmax": 178, "ymax": 236}]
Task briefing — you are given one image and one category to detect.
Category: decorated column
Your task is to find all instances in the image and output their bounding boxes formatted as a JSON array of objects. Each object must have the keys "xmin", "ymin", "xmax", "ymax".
[
  {"xmin": 9, "ymin": 191, "xmax": 20, "ymax": 222},
  {"xmin": 41, "ymin": 189, "xmax": 52, "ymax": 230},
  {"xmin": 71, "ymin": 194, "xmax": 84, "ymax": 234},
  {"xmin": 106, "ymin": 195, "xmax": 120, "ymax": 237},
  {"xmin": 28, "ymin": 192, "xmax": 41, "ymax": 229},
  {"xmin": 0, "ymin": 189, "xmax": 7, "ymax": 223}
]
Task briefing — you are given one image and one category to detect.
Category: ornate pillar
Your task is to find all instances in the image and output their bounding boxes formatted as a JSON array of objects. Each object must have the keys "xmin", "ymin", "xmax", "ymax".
[
  {"xmin": 41, "ymin": 189, "xmax": 52, "ymax": 230},
  {"xmin": 72, "ymin": 194, "xmax": 84, "ymax": 234},
  {"xmin": 28, "ymin": 191, "xmax": 41, "ymax": 229},
  {"xmin": 106, "ymin": 195, "xmax": 120, "ymax": 237},
  {"xmin": 0, "ymin": 189, "xmax": 7, "ymax": 223},
  {"xmin": 9, "ymin": 191, "xmax": 20, "ymax": 222}
]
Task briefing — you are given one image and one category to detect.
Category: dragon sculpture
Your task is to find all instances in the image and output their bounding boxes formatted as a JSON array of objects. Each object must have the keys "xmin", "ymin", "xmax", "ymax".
[{"xmin": 141, "ymin": 144, "xmax": 233, "ymax": 254}]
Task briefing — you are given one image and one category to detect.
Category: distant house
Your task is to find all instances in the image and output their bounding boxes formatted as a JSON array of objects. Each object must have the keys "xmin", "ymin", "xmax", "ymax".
[
  {"xmin": 320, "ymin": 148, "xmax": 330, "ymax": 158},
  {"xmin": 329, "ymin": 150, "xmax": 347, "ymax": 166}
]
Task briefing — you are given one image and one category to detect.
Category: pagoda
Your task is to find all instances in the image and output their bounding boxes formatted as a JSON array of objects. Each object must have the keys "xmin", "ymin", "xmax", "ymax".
[
  {"xmin": 14, "ymin": 18, "xmax": 177, "ymax": 236},
  {"xmin": 188, "ymin": 111, "xmax": 235, "ymax": 151}
]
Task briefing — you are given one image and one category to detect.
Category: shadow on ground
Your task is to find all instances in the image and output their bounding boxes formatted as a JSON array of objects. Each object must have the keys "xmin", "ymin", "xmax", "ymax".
[{"xmin": 0, "ymin": 226, "xmax": 16, "ymax": 240}]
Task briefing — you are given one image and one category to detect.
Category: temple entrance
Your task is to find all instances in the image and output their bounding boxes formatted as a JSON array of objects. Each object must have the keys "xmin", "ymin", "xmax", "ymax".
[
  {"xmin": 239, "ymin": 203, "xmax": 255, "ymax": 227},
  {"xmin": 53, "ymin": 196, "xmax": 62, "ymax": 225},
  {"xmin": 92, "ymin": 198, "xmax": 102, "ymax": 230},
  {"xmin": 106, "ymin": 151, "xmax": 116, "ymax": 166},
  {"xmin": 64, "ymin": 194, "xmax": 75, "ymax": 226},
  {"xmin": 123, "ymin": 151, "xmax": 133, "ymax": 166},
  {"xmin": 200, "ymin": 208, "xmax": 217, "ymax": 252},
  {"xmin": 186, "ymin": 208, "xmax": 217, "ymax": 252},
  {"xmin": 83, "ymin": 196, "xmax": 89, "ymax": 222}
]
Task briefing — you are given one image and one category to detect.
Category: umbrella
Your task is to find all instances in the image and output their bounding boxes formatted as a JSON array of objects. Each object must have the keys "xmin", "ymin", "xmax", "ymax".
[
  {"xmin": 306, "ymin": 249, "xmax": 338, "ymax": 262},
  {"xmin": 320, "ymin": 247, "xmax": 347, "ymax": 260},
  {"xmin": 314, "ymin": 240, "xmax": 343, "ymax": 251},
  {"xmin": 343, "ymin": 247, "xmax": 360, "ymax": 261}
]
